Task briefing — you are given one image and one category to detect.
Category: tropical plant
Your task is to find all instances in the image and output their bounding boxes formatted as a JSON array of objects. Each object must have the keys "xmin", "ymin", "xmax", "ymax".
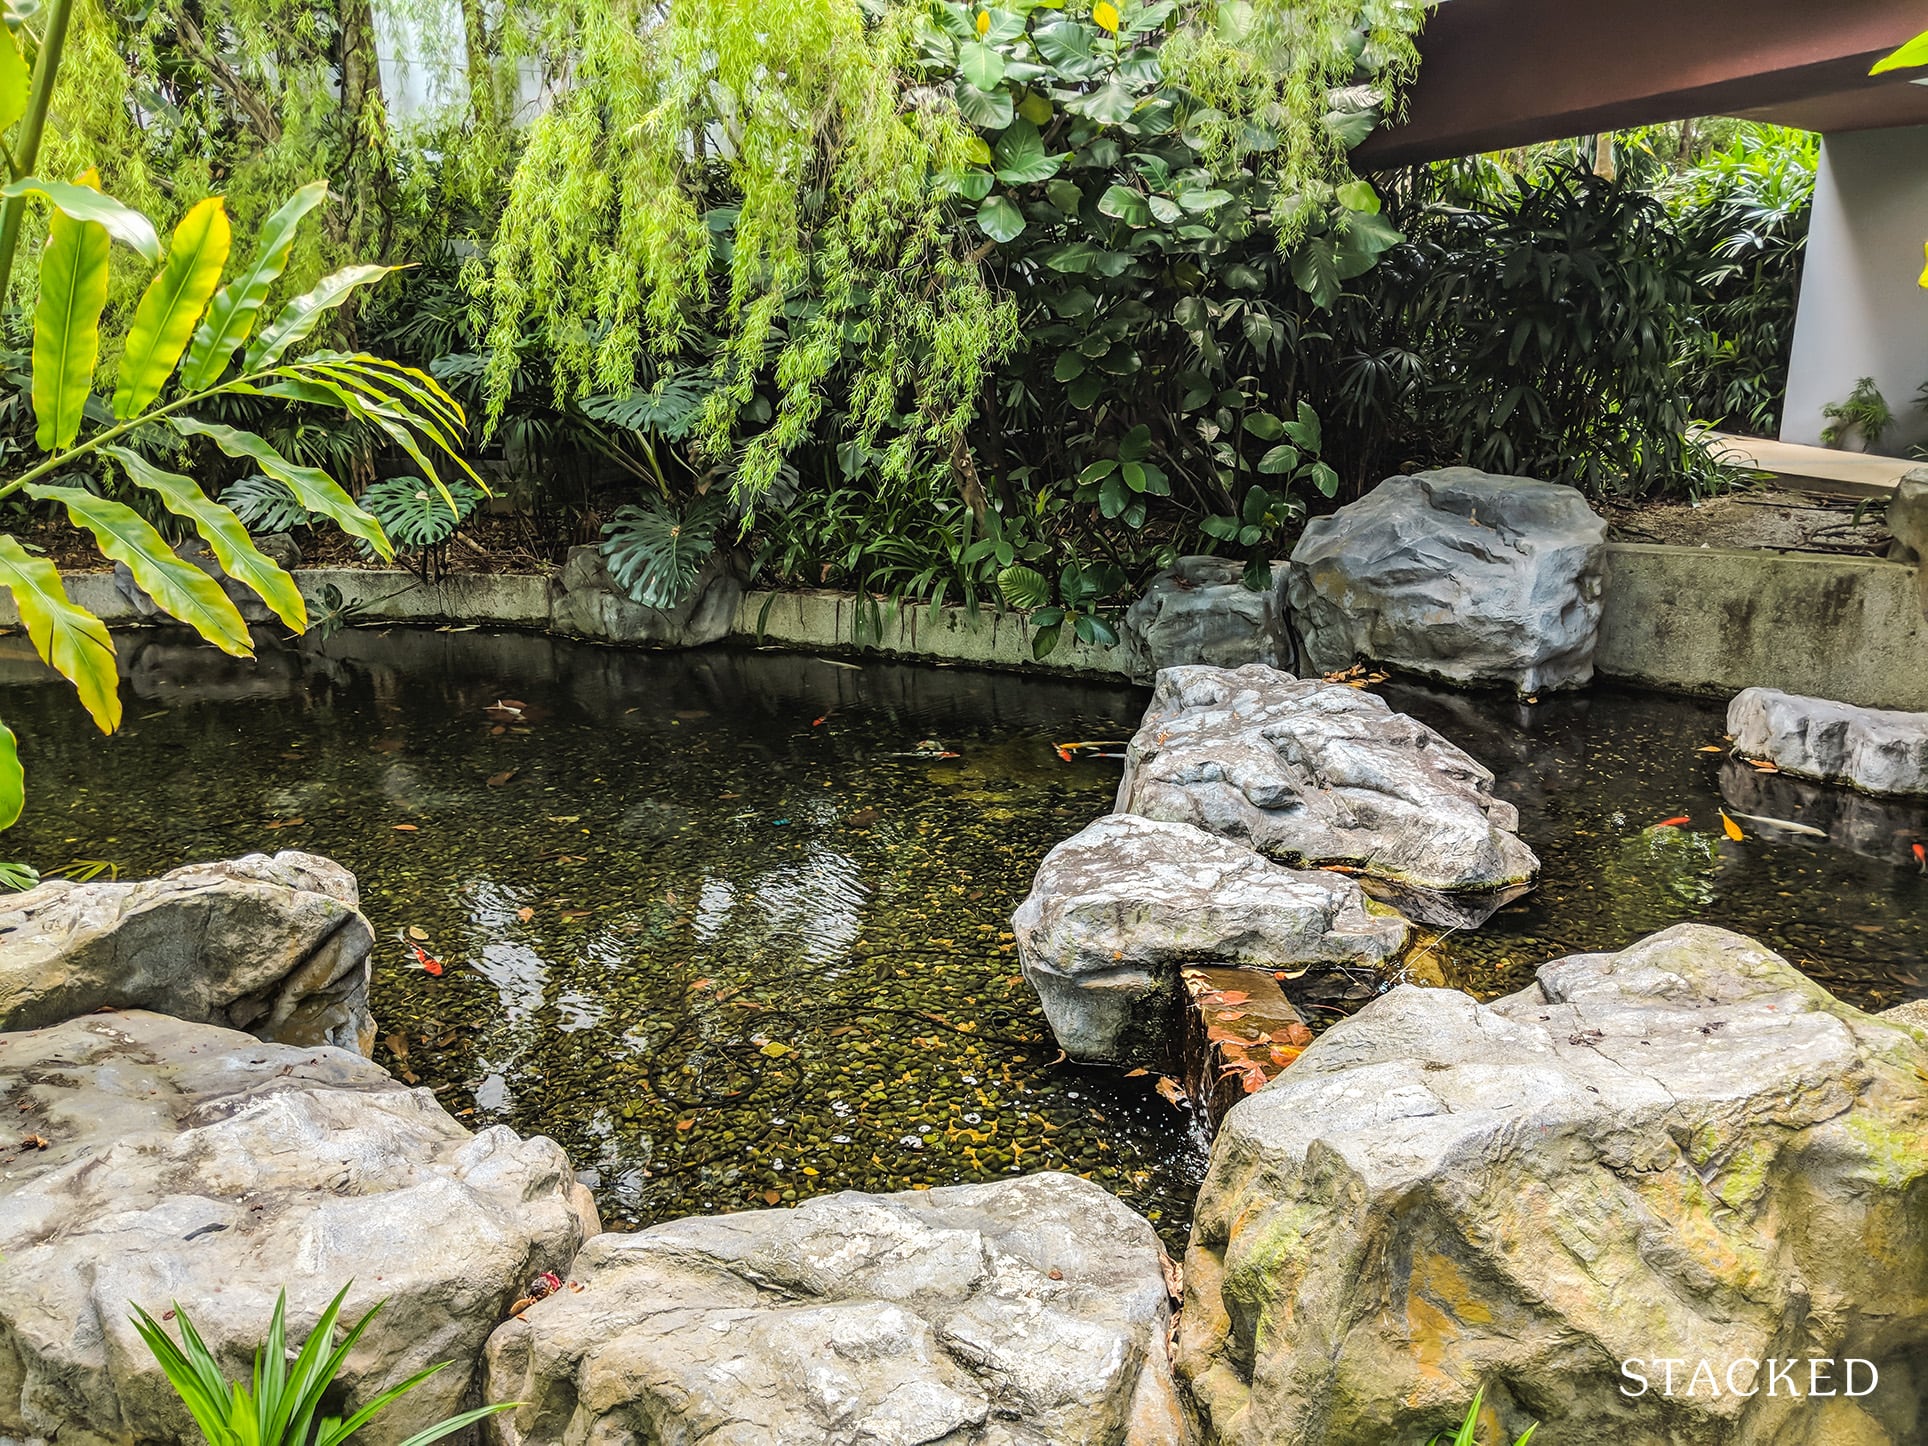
[
  {"xmin": 132, "ymin": 1283, "xmax": 510, "ymax": 1446},
  {"xmin": 1425, "ymin": 1387, "xmax": 1538, "ymax": 1446},
  {"xmin": 0, "ymin": 171, "xmax": 472, "ymax": 836},
  {"xmin": 600, "ymin": 492, "xmax": 731, "ymax": 609},
  {"xmin": 220, "ymin": 474, "xmax": 317, "ymax": 535},
  {"xmin": 1820, "ymin": 376, "xmax": 1893, "ymax": 451}
]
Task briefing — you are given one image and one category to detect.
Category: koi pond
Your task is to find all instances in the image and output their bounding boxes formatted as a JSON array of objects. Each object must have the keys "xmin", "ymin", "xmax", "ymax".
[{"xmin": 2, "ymin": 627, "xmax": 1924, "ymax": 1242}]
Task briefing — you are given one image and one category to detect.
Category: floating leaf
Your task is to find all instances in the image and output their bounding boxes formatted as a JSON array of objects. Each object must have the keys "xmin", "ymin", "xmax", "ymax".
[{"xmin": 1720, "ymin": 811, "xmax": 1745, "ymax": 842}]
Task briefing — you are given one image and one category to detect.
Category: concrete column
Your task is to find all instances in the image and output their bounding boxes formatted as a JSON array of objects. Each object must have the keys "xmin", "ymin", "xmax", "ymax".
[{"xmin": 1783, "ymin": 126, "xmax": 1928, "ymax": 453}]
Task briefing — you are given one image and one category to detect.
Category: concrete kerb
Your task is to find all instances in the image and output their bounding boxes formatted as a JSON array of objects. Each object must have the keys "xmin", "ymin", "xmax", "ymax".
[{"xmin": 0, "ymin": 544, "xmax": 1921, "ymax": 704}]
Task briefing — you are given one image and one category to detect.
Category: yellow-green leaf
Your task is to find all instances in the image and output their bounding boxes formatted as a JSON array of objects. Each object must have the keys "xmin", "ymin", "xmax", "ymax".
[
  {"xmin": 245, "ymin": 263, "xmax": 400, "ymax": 371},
  {"xmin": 112, "ymin": 198, "xmax": 233, "ymax": 420},
  {"xmin": 0, "ymin": 175, "xmax": 161, "ymax": 261},
  {"xmin": 0, "ymin": 536, "xmax": 119, "ymax": 733},
  {"xmin": 30, "ymin": 176, "xmax": 110, "ymax": 452},
  {"xmin": 24, "ymin": 483, "xmax": 252, "ymax": 656},
  {"xmin": 165, "ymin": 416, "xmax": 393, "ymax": 561},
  {"xmin": 1873, "ymin": 29, "xmax": 1928, "ymax": 74},
  {"xmin": 180, "ymin": 181, "xmax": 328, "ymax": 393},
  {"xmin": 0, "ymin": 713, "xmax": 19, "ymax": 831},
  {"xmin": 0, "ymin": 25, "xmax": 28, "ymax": 134},
  {"xmin": 102, "ymin": 445, "xmax": 305, "ymax": 632}
]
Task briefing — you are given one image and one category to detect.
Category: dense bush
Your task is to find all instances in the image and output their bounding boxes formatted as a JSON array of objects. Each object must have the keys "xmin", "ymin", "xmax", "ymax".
[{"xmin": 0, "ymin": 1, "xmax": 1819, "ymax": 633}]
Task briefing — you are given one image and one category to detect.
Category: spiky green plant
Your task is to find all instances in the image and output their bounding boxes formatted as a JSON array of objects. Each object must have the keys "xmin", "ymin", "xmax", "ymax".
[
  {"xmin": 1427, "ymin": 1387, "xmax": 1539, "ymax": 1446},
  {"xmin": 131, "ymin": 1284, "xmax": 511, "ymax": 1446}
]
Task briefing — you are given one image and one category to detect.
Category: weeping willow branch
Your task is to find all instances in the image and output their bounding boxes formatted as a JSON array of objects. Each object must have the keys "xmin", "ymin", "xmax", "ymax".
[{"xmin": 479, "ymin": 0, "xmax": 1017, "ymax": 504}]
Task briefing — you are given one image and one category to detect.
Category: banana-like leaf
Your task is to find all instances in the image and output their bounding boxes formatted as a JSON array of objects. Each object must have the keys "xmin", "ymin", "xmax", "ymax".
[
  {"xmin": 0, "ymin": 713, "xmax": 19, "ymax": 832},
  {"xmin": 25, "ymin": 483, "xmax": 252, "ymax": 656},
  {"xmin": 301, "ymin": 351, "xmax": 467, "ymax": 434},
  {"xmin": 0, "ymin": 176, "xmax": 161, "ymax": 262},
  {"xmin": 112, "ymin": 198, "xmax": 233, "ymax": 419},
  {"xmin": 245, "ymin": 264, "xmax": 399, "ymax": 371},
  {"xmin": 0, "ymin": 535, "xmax": 120, "ymax": 732},
  {"xmin": 296, "ymin": 359, "xmax": 482, "ymax": 488},
  {"xmin": 0, "ymin": 24, "xmax": 28, "ymax": 133},
  {"xmin": 103, "ymin": 445, "xmax": 306, "ymax": 632},
  {"xmin": 166, "ymin": 415, "xmax": 393, "ymax": 560},
  {"xmin": 179, "ymin": 181, "xmax": 327, "ymax": 392},
  {"xmin": 268, "ymin": 365, "xmax": 468, "ymax": 499},
  {"xmin": 30, "ymin": 181, "xmax": 111, "ymax": 452}
]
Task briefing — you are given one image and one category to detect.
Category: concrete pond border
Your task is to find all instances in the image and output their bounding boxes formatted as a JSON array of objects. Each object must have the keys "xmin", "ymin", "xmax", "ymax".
[{"xmin": 0, "ymin": 541, "xmax": 1922, "ymax": 707}]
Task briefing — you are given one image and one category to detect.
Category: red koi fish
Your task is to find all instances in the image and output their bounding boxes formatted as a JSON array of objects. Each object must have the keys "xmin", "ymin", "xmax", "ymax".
[{"xmin": 410, "ymin": 944, "xmax": 444, "ymax": 977}]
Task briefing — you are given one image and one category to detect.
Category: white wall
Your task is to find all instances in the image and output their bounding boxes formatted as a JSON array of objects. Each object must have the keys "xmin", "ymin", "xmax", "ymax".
[{"xmin": 1783, "ymin": 127, "xmax": 1928, "ymax": 454}]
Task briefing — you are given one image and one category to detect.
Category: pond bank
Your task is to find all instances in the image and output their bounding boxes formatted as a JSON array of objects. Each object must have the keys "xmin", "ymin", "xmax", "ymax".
[{"xmin": 2, "ymin": 541, "xmax": 1922, "ymax": 706}]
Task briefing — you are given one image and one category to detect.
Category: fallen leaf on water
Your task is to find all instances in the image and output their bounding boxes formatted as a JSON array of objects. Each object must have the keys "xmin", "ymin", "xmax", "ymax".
[
  {"xmin": 1211, "ymin": 990, "xmax": 1251, "ymax": 1006},
  {"xmin": 383, "ymin": 1032, "xmax": 409, "ymax": 1060},
  {"xmin": 1698, "ymin": 745, "xmax": 1724, "ymax": 753},
  {"xmin": 486, "ymin": 770, "xmax": 517, "ymax": 787},
  {"xmin": 1124, "ymin": 1067, "xmax": 1149, "ymax": 1077},
  {"xmin": 21, "ymin": 1133, "xmax": 48, "ymax": 1149},
  {"xmin": 408, "ymin": 926, "xmax": 429, "ymax": 941},
  {"xmin": 393, "ymin": 823, "xmax": 419, "ymax": 832},
  {"xmin": 1749, "ymin": 760, "xmax": 1780, "ymax": 774},
  {"xmin": 764, "ymin": 1190, "xmax": 782, "ymax": 1205},
  {"xmin": 759, "ymin": 1041, "xmax": 794, "ymax": 1058},
  {"xmin": 1719, "ymin": 811, "xmax": 1745, "ymax": 842},
  {"xmin": 516, "ymin": 906, "xmax": 534, "ymax": 922},
  {"xmin": 676, "ymin": 1119, "xmax": 694, "ymax": 1131},
  {"xmin": 1154, "ymin": 1076, "xmax": 1186, "ymax": 1108},
  {"xmin": 1215, "ymin": 1009, "xmax": 1249, "ymax": 1023}
]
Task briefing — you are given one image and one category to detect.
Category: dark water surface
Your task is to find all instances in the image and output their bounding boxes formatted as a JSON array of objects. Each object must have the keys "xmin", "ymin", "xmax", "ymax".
[{"xmin": 0, "ymin": 628, "xmax": 1922, "ymax": 1244}]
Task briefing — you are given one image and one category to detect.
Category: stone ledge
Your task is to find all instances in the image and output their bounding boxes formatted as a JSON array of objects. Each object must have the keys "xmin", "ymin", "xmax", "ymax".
[{"xmin": 0, "ymin": 542, "xmax": 1920, "ymax": 701}]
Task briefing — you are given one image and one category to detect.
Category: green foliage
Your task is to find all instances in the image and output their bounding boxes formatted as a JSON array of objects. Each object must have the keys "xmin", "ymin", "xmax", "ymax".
[
  {"xmin": 131, "ymin": 1282, "xmax": 511, "ymax": 1446},
  {"xmin": 1425, "ymin": 1387, "xmax": 1538, "ymax": 1446},
  {"xmin": 601, "ymin": 493, "xmax": 730, "ymax": 609},
  {"xmin": 220, "ymin": 474, "xmax": 314, "ymax": 534},
  {"xmin": 0, "ymin": 174, "xmax": 466, "ymax": 852},
  {"xmin": 360, "ymin": 474, "xmax": 482, "ymax": 549},
  {"xmin": 1820, "ymin": 377, "xmax": 1892, "ymax": 452},
  {"xmin": 1670, "ymin": 126, "xmax": 1816, "ymax": 433}
]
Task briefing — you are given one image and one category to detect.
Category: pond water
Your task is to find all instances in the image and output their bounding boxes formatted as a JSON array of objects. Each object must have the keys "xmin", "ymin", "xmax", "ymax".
[{"xmin": 0, "ymin": 628, "xmax": 1922, "ymax": 1245}]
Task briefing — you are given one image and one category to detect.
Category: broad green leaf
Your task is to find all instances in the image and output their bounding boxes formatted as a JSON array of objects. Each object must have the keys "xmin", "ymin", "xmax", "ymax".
[
  {"xmin": 0, "ymin": 24, "xmax": 27, "ymax": 133},
  {"xmin": 1070, "ymin": 80, "xmax": 1136, "ymax": 125},
  {"xmin": 948, "ymin": 168, "xmax": 995, "ymax": 202},
  {"xmin": 244, "ymin": 263, "xmax": 399, "ymax": 371},
  {"xmin": 112, "ymin": 198, "xmax": 233, "ymax": 419},
  {"xmin": 26, "ymin": 484, "xmax": 252, "ymax": 655},
  {"xmin": 0, "ymin": 177, "xmax": 161, "ymax": 261},
  {"xmin": 1873, "ymin": 30, "xmax": 1928, "ymax": 74},
  {"xmin": 0, "ymin": 713, "xmax": 18, "ymax": 831},
  {"xmin": 1017, "ymin": 90, "xmax": 1053, "ymax": 125},
  {"xmin": 180, "ymin": 181, "xmax": 328, "ymax": 392},
  {"xmin": 0, "ymin": 535, "xmax": 119, "ymax": 732},
  {"xmin": 102, "ymin": 445, "xmax": 305, "ymax": 632},
  {"xmin": 953, "ymin": 79, "xmax": 1013, "ymax": 129},
  {"xmin": 996, "ymin": 563, "xmax": 1050, "ymax": 608},
  {"xmin": 1336, "ymin": 179, "xmax": 1382, "ymax": 214},
  {"xmin": 1290, "ymin": 237, "xmax": 1343, "ymax": 309},
  {"xmin": 30, "ymin": 181, "xmax": 111, "ymax": 451},
  {"xmin": 166, "ymin": 416, "xmax": 393, "ymax": 560},
  {"xmin": 958, "ymin": 39, "xmax": 1005, "ymax": 90},
  {"xmin": 992, "ymin": 118, "xmax": 1059, "ymax": 185},
  {"xmin": 1097, "ymin": 184, "xmax": 1151, "ymax": 226},
  {"xmin": 977, "ymin": 194, "xmax": 1026, "ymax": 243}
]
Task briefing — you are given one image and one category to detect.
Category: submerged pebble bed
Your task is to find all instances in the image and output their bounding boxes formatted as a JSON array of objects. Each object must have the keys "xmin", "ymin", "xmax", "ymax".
[{"xmin": 1, "ymin": 627, "xmax": 1922, "ymax": 1242}]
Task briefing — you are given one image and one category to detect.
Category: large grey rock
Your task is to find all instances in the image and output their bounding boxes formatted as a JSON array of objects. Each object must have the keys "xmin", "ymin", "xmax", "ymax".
[
  {"xmin": 551, "ymin": 544, "xmax": 742, "ymax": 648},
  {"xmin": 0, "ymin": 1010, "xmax": 599, "ymax": 1445},
  {"xmin": 0, "ymin": 851, "xmax": 376, "ymax": 1053},
  {"xmin": 1178, "ymin": 924, "xmax": 1928, "ymax": 1446},
  {"xmin": 1889, "ymin": 468, "xmax": 1927, "ymax": 610},
  {"xmin": 1287, "ymin": 468, "xmax": 1608, "ymax": 694},
  {"xmin": 1012, "ymin": 814, "xmax": 1408, "ymax": 1062},
  {"xmin": 1122, "ymin": 556, "xmax": 1289, "ymax": 679},
  {"xmin": 1116, "ymin": 664, "xmax": 1538, "ymax": 901},
  {"xmin": 483, "ymin": 1172, "xmax": 1183, "ymax": 1446},
  {"xmin": 1727, "ymin": 686, "xmax": 1928, "ymax": 796}
]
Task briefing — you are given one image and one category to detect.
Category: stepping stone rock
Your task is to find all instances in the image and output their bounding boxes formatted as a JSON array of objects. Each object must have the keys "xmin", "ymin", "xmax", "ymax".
[
  {"xmin": 1122, "ymin": 556, "xmax": 1290, "ymax": 679},
  {"xmin": 1177, "ymin": 924, "xmax": 1928, "ymax": 1445},
  {"xmin": 1728, "ymin": 686, "xmax": 1928, "ymax": 796},
  {"xmin": 483, "ymin": 1172, "xmax": 1184, "ymax": 1446},
  {"xmin": 0, "ymin": 851, "xmax": 376, "ymax": 1053},
  {"xmin": 1116, "ymin": 665, "xmax": 1538, "ymax": 904},
  {"xmin": 1287, "ymin": 468, "xmax": 1608, "ymax": 694},
  {"xmin": 1012, "ymin": 814, "xmax": 1407, "ymax": 1062},
  {"xmin": 0, "ymin": 1010, "xmax": 598, "ymax": 1444}
]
